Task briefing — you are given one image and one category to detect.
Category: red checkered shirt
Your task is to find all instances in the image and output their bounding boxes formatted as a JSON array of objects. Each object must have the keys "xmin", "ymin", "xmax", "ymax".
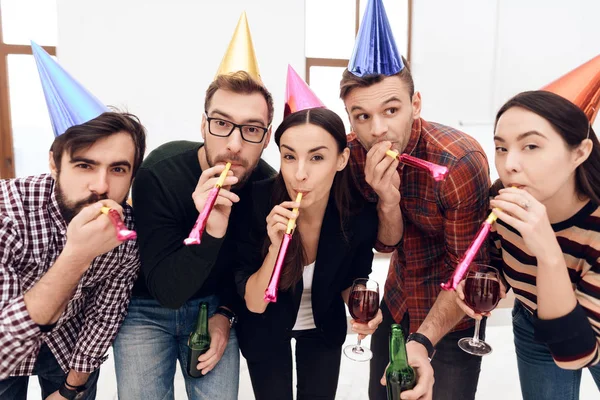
[
  {"xmin": 348, "ymin": 118, "xmax": 491, "ymax": 333},
  {"xmin": 0, "ymin": 174, "xmax": 140, "ymax": 379}
]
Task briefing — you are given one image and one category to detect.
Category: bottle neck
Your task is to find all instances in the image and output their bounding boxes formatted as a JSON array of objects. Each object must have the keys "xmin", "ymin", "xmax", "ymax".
[
  {"xmin": 389, "ymin": 328, "xmax": 409, "ymax": 370},
  {"xmin": 194, "ymin": 303, "xmax": 209, "ymax": 336}
]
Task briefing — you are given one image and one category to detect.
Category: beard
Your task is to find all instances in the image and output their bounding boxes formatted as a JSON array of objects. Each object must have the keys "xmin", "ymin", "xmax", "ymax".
[
  {"xmin": 55, "ymin": 175, "xmax": 125, "ymax": 224},
  {"xmin": 204, "ymin": 144, "xmax": 259, "ymax": 189}
]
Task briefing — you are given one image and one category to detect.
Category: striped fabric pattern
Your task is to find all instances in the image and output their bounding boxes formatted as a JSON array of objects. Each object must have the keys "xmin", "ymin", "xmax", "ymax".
[{"xmin": 491, "ymin": 200, "xmax": 600, "ymax": 369}]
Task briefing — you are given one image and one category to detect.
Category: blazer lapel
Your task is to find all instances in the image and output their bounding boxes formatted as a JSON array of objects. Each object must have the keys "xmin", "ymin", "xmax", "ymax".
[{"xmin": 311, "ymin": 201, "xmax": 351, "ymax": 306}]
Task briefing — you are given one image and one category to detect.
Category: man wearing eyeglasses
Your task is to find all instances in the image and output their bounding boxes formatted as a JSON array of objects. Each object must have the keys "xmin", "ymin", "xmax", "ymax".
[{"xmin": 112, "ymin": 71, "xmax": 276, "ymax": 400}]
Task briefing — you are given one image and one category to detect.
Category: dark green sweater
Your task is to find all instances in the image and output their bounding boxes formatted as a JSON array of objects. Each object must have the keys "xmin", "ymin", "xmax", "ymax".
[{"xmin": 131, "ymin": 140, "xmax": 275, "ymax": 309}]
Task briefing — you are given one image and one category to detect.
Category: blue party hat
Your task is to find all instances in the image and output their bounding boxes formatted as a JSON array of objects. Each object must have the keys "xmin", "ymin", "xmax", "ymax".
[
  {"xmin": 348, "ymin": 0, "xmax": 404, "ymax": 77},
  {"xmin": 31, "ymin": 41, "xmax": 108, "ymax": 137}
]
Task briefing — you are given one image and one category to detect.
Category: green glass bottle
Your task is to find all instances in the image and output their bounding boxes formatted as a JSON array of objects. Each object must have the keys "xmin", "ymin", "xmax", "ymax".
[
  {"xmin": 187, "ymin": 302, "xmax": 211, "ymax": 378},
  {"xmin": 386, "ymin": 324, "xmax": 416, "ymax": 399}
]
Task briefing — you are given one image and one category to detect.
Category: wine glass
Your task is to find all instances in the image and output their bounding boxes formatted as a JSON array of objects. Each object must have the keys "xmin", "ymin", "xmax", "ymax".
[
  {"xmin": 344, "ymin": 278, "xmax": 380, "ymax": 362},
  {"xmin": 458, "ymin": 264, "xmax": 501, "ymax": 356}
]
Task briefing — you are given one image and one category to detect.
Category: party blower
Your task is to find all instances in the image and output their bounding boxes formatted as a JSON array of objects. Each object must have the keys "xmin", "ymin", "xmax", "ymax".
[
  {"xmin": 100, "ymin": 207, "xmax": 137, "ymax": 241},
  {"xmin": 441, "ymin": 210, "xmax": 498, "ymax": 291},
  {"xmin": 184, "ymin": 163, "xmax": 232, "ymax": 246},
  {"xmin": 264, "ymin": 192, "xmax": 303, "ymax": 302},
  {"xmin": 385, "ymin": 150, "xmax": 449, "ymax": 182}
]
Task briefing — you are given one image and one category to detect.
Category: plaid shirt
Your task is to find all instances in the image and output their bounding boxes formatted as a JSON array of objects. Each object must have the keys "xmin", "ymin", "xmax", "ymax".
[
  {"xmin": 0, "ymin": 174, "xmax": 139, "ymax": 379},
  {"xmin": 348, "ymin": 118, "xmax": 490, "ymax": 333}
]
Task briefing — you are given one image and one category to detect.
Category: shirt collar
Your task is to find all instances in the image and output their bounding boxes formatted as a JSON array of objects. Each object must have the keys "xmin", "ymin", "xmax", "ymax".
[{"xmin": 402, "ymin": 118, "xmax": 422, "ymax": 158}]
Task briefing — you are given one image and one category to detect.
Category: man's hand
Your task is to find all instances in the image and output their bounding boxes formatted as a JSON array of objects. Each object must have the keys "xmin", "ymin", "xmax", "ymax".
[
  {"xmin": 380, "ymin": 341, "xmax": 434, "ymax": 400},
  {"xmin": 197, "ymin": 313, "xmax": 231, "ymax": 375},
  {"xmin": 63, "ymin": 199, "xmax": 125, "ymax": 267},
  {"xmin": 365, "ymin": 141, "xmax": 400, "ymax": 207},
  {"xmin": 45, "ymin": 390, "xmax": 67, "ymax": 399},
  {"xmin": 192, "ymin": 165, "xmax": 240, "ymax": 238}
]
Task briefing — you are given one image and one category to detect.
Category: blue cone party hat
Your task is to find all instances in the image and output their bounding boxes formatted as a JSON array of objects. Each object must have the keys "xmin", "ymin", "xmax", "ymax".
[
  {"xmin": 348, "ymin": 0, "xmax": 404, "ymax": 77},
  {"xmin": 31, "ymin": 41, "xmax": 108, "ymax": 137}
]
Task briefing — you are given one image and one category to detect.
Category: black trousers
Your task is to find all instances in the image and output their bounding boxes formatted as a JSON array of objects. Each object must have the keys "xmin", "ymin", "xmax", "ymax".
[
  {"xmin": 246, "ymin": 328, "xmax": 342, "ymax": 400},
  {"xmin": 0, "ymin": 344, "xmax": 100, "ymax": 400},
  {"xmin": 369, "ymin": 302, "xmax": 485, "ymax": 400}
]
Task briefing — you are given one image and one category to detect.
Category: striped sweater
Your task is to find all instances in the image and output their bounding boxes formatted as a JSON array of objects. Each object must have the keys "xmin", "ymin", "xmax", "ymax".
[{"xmin": 491, "ymin": 200, "xmax": 600, "ymax": 370}]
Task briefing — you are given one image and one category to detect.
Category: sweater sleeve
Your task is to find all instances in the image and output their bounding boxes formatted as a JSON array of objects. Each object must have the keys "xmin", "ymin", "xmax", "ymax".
[
  {"xmin": 132, "ymin": 167, "xmax": 224, "ymax": 309},
  {"xmin": 533, "ymin": 257, "xmax": 600, "ymax": 369}
]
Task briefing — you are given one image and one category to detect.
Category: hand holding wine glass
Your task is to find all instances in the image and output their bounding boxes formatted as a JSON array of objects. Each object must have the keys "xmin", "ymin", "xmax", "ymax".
[
  {"xmin": 344, "ymin": 278, "xmax": 380, "ymax": 362},
  {"xmin": 457, "ymin": 264, "xmax": 502, "ymax": 356},
  {"xmin": 456, "ymin": 270, "xmax": 507, "ymax": 320}
]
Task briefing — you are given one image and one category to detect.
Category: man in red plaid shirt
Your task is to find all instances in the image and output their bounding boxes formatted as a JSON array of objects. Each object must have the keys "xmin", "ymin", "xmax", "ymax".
[
  {"xmin": 341, "ymin": 3, "xmax": 490, "ymax": 398},
  {"xmin": 341, "ymin": 60, "xmax": 491, "ymax": 399}
]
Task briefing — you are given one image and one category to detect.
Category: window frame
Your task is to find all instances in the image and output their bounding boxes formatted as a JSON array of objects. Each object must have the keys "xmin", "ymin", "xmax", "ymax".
[
  {"xmin": 0, "ymin": 6, "xmax": 56, "ymax": 179},
  {"xmin": 305, "ymin": 0, "xmax": 413, "ymax": 85}
]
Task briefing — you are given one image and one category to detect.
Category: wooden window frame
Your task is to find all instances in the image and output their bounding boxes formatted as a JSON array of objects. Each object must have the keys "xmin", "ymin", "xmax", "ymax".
[
  {"xmin": 305, "ymin": 0, "xmax": 412, "ymax": 85},
  {"xmin": 0, "ymin": 6, "xmax": 56, "ymax": 179}
]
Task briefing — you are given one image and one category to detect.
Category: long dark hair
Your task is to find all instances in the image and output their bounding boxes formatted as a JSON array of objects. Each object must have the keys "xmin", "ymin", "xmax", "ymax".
[
  {"xmin": 495, "ymin": 90, "xmax": 600, "ymax": 205},
  {"xmin": 266, "ymin": 107, "xmax": 363, "ymax": 291}
]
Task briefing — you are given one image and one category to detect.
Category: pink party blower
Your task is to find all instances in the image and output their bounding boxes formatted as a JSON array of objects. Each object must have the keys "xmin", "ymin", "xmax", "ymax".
[
  {"xmin": 441, "ymin": 211, "xmax": 498, "ymax": 291},
  {"xmin": 101, "ymin": 207, "xmax": 137, "ymax": 241},
  {"xmin": 264, "ymin": 193, "xmax": 303, "ymax": 303},
  {"xmin": 184, "ymin": 163, "xmax": 231, "ymax": 246},
  {"xmin": 386, "ymin": 150, "xmax": 449, "ymax": 181}
]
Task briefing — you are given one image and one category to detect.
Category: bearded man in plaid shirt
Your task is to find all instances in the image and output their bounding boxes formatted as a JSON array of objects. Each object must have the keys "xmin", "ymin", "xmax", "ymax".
[
  {"xmin": 341, "ymin": 3, "xmax": 491, "ymax": 399},
  {"xmin": 0, "ymin": 44, "xmax": 146, "ymax": 400}
]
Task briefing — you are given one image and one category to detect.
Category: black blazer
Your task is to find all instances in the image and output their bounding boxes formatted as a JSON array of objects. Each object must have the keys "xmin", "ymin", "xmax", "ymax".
[{"xmin": 234, "ymin": 178, "xmax": 378, "ymax": 362}]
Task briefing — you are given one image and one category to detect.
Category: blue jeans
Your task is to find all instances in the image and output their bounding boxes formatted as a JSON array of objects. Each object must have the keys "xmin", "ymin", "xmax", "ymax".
[
  {"xmin": 113, "ymin": 296, "xmax": 240, "ymax": 400},
  {"xmin": 513, "ymin": 300, "xmax": 600, "ymax": 399},
  {"xmin": 0, "ymin": 344, "xmax": 100, "ymax": 400}
]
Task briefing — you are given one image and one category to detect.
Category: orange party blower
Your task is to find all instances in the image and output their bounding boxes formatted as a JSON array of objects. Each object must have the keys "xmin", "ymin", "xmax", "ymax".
[
  {"xmin": 386, "ymin": 150, "xmax": 448, "ymax": 181},
  {"xmin": 184, "ymin": 163, "xmax": 231, "ymax": 246},
  {"xmin": 264, "ymin": 192, "xmax": 302, "ymax": 303},
  {"xmin": 101, "ymin": 207, "xmax": 137, "ymax": 241}
]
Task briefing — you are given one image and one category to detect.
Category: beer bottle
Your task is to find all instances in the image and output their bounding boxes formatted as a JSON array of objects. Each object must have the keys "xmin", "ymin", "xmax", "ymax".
[
  {"xmin": 386, "ymin": 324, "xmax": 416, "ymax": 399},
  {"xmin": 187, "ymin": 302, "xmax": 211, "ymax": 378}
]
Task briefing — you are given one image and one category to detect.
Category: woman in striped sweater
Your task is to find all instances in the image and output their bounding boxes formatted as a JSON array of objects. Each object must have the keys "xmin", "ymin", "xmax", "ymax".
[{"xmin": 457, "ymin": 90, "xmax": 600, "ymax": 399}]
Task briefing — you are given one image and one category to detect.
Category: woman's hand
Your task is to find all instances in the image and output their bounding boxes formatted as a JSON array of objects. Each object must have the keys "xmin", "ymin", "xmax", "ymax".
[
  {"xmin": 351, "ymin": 309, "xmax": 383, "ymax": 340},
  {"xmin": 490, "ymin": 187, "xmax": 561, "ymax": 261},
  {"xmin": 265, "ymin": 200, "xmax": 300, "ymax": 249}
]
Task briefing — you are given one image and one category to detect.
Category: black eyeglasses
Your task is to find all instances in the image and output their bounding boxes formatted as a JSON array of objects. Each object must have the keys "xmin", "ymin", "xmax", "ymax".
[{"xmin": 205, "ymin": 113, "xmax": 269, "ymax": 144}]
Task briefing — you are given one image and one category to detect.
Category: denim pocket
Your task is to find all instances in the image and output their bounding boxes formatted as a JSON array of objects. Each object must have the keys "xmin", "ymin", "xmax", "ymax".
[{"xmin": 511, "ymin": 300, "xmax": 526, "ymax": 325}]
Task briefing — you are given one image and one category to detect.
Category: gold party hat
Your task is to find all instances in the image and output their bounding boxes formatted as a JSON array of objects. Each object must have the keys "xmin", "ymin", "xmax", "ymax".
[{"xmin": 215, "ymin": 12, "xmax": 261, "ymax": 83}]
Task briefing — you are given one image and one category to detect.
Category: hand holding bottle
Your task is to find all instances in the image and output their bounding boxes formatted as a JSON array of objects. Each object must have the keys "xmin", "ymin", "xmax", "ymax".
[{"xmin": 196, "ymin": 312, "xmax": 231, "ymax": 375}]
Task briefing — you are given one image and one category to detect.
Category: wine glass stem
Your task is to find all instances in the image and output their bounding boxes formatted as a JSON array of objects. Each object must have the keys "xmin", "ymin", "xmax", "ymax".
[
  {"xmin": 472, "ymin": 318, "xmax": 481, "ymax": 344},
  {"xmin": 357, "ymin": 337, "xmax": 362, "ymax": 347}
]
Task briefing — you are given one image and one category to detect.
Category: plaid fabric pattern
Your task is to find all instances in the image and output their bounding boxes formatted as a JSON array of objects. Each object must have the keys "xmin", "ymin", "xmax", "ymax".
[
  {"xmin": 348, "ymin": 118, "xmax": 491, "ymax": 333},
  {"xmin": 0, "ymin": 174, "xmax": 139, "ymax": 379}
]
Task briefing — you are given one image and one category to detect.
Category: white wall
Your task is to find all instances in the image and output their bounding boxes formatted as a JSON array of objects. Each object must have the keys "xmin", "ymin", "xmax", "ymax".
[
  {"xmin": 56, "ymin": 0, "xmax": 306, "ymax": 169},
  {"xmin": 411, "ymin": 0, "xmax": 600, "ymax": 181},
  {"xmin": 36, "ymin": 0, "xmax": 600, "ymax": 179}
]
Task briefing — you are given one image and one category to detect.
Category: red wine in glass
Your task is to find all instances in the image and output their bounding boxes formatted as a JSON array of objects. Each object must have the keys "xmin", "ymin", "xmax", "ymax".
[
  {"xmin": 349, "ymin": 289, "xmax": 379, "ymax": 323},
  {"xmin": 458, "ymin": 264, "xmax": 501, "ymax": 356},
  {"xmin": 464, "ymin": 276, "xmax": 501, "ymax": 313},
  {"xmin": 344, "ymin": 278, "xmax": 380, "ymax": 362}
]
